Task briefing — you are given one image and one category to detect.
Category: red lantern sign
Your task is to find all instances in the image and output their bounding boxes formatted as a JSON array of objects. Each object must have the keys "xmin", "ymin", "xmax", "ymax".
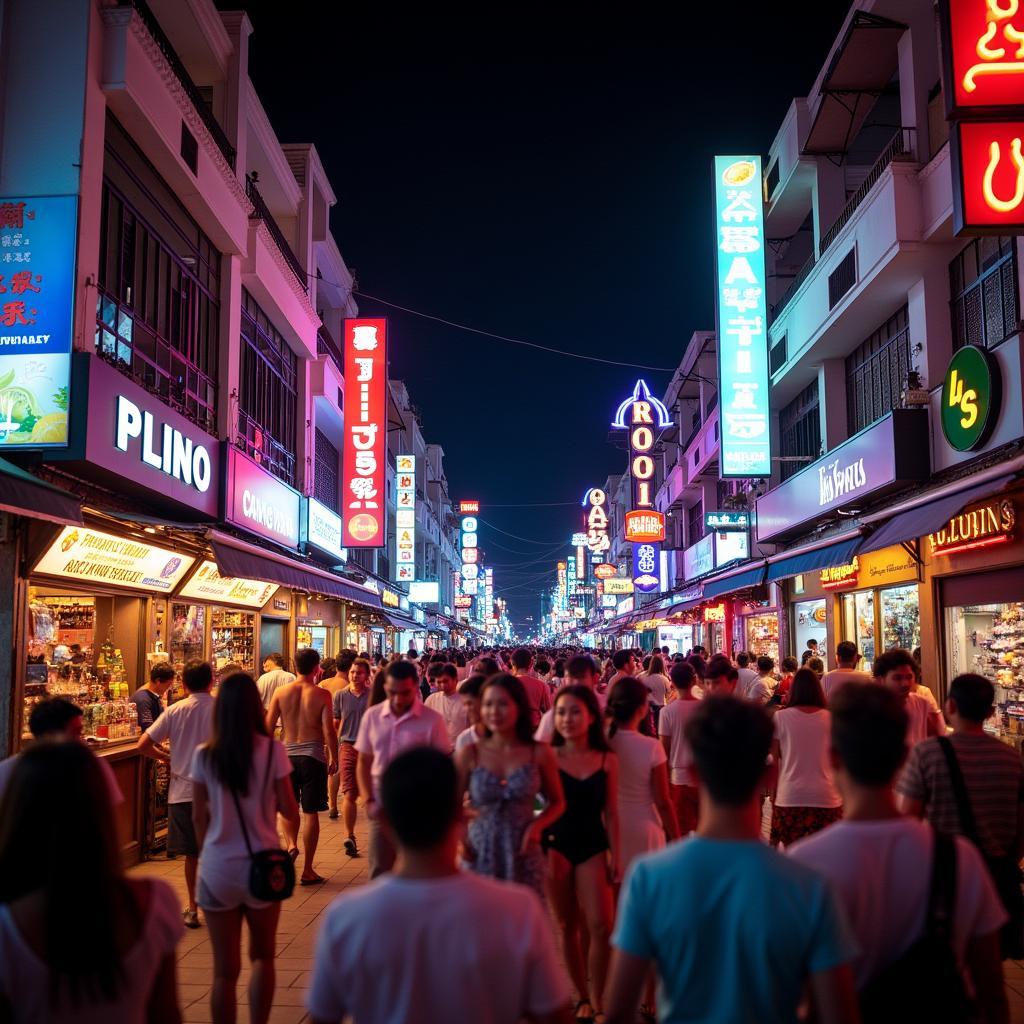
[
  {"xmin": 593, "ymin": 563, "xmax": 617, "ymax": 579},
  {"xmin": 342, "ymin": 318, "xmax": 387, "ymax": 547},
  {"xmin": 952, "ymin": 120, "xmax": 1024, "ymax": 233},
  {"xmin": 941, "ymin": 0, "xmax": 1024, "ymax": 116},
  {"xmin": 624, "ymin": 510, "xmax": 666, "ymax": 543},
  {"xmin": 459, "ymin": 500, "xmax": 480, "ymax": 514}
]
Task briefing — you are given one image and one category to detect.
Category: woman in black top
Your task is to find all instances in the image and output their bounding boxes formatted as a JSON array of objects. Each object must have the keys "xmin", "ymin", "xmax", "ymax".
[{"xmin": 543, "ymin": 685, "xmax": 620, "ymax": 1022}]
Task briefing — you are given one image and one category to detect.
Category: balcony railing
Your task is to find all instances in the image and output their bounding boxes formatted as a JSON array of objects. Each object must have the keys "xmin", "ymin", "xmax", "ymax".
[
  {"xmin": 317, "ymin": 323, "xmax": 344, "ymax": 374},
  {"xmin": 117, "ymin": 0, "xmax": 236, "ymax": 170},
  {"xmin": 818, "ymin": 127, "xmax": 916, "ymax": 257},
  {"xmin": 245, "ymin": 174, "xmax": 308, "ymax": 292},
  {"xmin": 770, "ymin": 251, "xmax": 816, "ymax": 322},
  {"xmin": 235, "ymin": 409, "xmax": 296, "ymax": 486}
]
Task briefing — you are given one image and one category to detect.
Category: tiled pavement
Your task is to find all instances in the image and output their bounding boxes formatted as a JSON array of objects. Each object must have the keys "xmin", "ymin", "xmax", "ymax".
[{"xmin": 133, "ymin": 816, "xmax": 1024, "ymax": 1023}]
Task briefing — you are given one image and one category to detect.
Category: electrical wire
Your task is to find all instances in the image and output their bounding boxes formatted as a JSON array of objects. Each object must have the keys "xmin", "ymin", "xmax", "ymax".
[{"xmin": 477, "ymin": 517, "xmax": 568, "ymax": 545}]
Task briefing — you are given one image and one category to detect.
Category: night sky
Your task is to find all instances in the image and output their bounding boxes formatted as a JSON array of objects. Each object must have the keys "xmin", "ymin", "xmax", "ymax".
[{"xmin": 237, "ymin": 3, "xmax": 849, "ymax": 628}]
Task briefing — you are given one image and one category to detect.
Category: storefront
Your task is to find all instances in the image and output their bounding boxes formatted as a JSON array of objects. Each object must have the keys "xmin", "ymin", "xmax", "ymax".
[{"xmin": 737, "ymin": 593, "xmax": 783, "ymax": 663}]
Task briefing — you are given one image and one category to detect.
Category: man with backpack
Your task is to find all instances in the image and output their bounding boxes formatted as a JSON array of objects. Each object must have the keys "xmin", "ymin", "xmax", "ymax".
[{"xmin": 789, "ymin": 683, "xmax": 1007, "ymax": 1022}]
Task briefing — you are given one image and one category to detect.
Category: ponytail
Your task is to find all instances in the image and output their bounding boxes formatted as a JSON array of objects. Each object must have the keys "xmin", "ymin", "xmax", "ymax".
[{"xmin": 606, "ymin": 676, "xmax": 649, "ymax": 738}]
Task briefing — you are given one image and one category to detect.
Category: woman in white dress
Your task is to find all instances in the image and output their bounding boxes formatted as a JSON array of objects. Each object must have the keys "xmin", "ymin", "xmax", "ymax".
[{"xmin": 606, "ymin": 676, "xmax": 680, "ymax": 874}]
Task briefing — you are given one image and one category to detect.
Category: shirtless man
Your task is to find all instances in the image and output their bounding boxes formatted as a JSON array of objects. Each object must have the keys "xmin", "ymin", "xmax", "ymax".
[{"xmin": 267, "ymin": 647, "xmax": 338, "ymax": 885}]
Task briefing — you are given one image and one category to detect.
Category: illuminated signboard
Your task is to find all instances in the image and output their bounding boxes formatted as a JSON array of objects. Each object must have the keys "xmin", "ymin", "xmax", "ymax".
[
  {"xmin": 624, "ymin": 510, "xmax": 666, "ymax": 543},
  {"xmin": 342, "ymin": 318, "xmax": 387, "ymax": 546},
  {"xmin": 179, "ymin": 559, "xmax": 279, "ymax": 607},
  {"xmin": 583, "ymin": 487, "xmax": 611, "ymax": 556},
  {"xmin": 633, "ymin": 542, "xmax": 660, "ymax": 593},
  {"xmin": 929, "ymin": 498, "xmax": 1015, "ymax": 556},
  {"xmin": 557, "ymin": 561, "xmax": 567, "ymax": 612},
  {"xmin": 706, "ymin": 510, "xmax": 750, "ymax": 531},
  {"xmin": 603, "ymin": 577, "xmax": 635, "ymax": 595},
  {"xmin": 408, "ymin": 581, "xmax": 439, "ymax": 603},
  {"xmin": 454, "ymin": 595, "xmax": 473, "ymax": 609},
  {"xmin": 0, "ymin": 196, "xmax": 76, "ymax": 450},
  {"xmin": 382, "ymin": 589, "xmax": 400, "ymax": 608},
  {"xmin": 820, "ymin": 559, "xmax": 860, "ymax": 590},
  {"xmin": 704, "ymin": 603, "xmax": 726, "ymax": 623},
  {"xmin": 571, "ymin": 532, "xmax": 587, "ymax": 546},
  {"xmin": 463, "ymin": 579, "xmax": 479, "ymax": 595},
  {"xmin": 459, "ymin": 500, "xmax": 480, "ymax": 513},
  {"xmin": 459, "ymin": 509, "xmax": 479, "ymax": 601},
  {"xmin": 611, "ymin": 380, "xmax": 672, "ymax": 512},
  {"xmin": 951, "ymin": 120, "xmax": 1024, "ymax": 233},
  {"xmin": 395, "ymin": 454, "xmax": 416, "ymax": 582},
  {"xmin": 303, "ymin": 497, "xmax": 346, "ymax": 562},
  {"xmin": 224, "ymin": 447, "xmax": 301, "ymax": 549},
  {"xmin": 35, "ymin": 526, "xmax": 195, "ymax": 593},
  {"xmin": 594, "ymin": 563, "xmax": 617, "ymax": 579},
  {"xmin": 601, "ymin": 593, "xmax": 618, "ymax": 608},
  {"xmin": 941, "ymin": 344, "xmax": 1002, "ymax": 451},
  {"xmin": 485, "ymin": 567, "xmax": 494, "ymax": 625},
  {"xmin": 713, "ymin": 155, "xmax": 771, "ymax": 477}
]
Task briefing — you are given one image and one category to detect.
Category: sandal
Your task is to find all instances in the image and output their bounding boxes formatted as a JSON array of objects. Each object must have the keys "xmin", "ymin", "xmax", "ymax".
[{"xmin": 300, "ymin": 873, "xmax": 326, "ymax": 886}]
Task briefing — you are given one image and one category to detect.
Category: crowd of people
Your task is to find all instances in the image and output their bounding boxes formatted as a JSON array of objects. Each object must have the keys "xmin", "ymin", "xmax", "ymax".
[{"xmin": 0, "ymin": 639, "xmax": 1021, "ymax": 1023}]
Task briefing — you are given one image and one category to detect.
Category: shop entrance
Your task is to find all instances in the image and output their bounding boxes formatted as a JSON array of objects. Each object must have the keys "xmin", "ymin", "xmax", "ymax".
[
  {"xmin": 260, "ymin": 619, "xmax": 287, "ymax": 664},
  {"xmin": 841, "ymin": 583, "xmax": 920, "ymax": 668}
]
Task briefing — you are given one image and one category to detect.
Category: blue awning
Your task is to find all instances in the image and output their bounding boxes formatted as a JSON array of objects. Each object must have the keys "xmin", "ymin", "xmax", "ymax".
[
  {"xmin": 702, "ymin": 562, "xmax": 767, "ymax": 599},
  {"xmin": 767, "ymin": 535, "xmax": 862, "ymax": 583},
  {"xmin": 857, "ymin": 474, "xmax": 1016, "ymax": 556}
]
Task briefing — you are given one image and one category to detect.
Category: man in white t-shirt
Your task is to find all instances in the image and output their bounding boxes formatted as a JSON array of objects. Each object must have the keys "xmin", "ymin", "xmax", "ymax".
[
  {"xmin": 789, "ymin": 683, "xmax": 1007, "ymax": 1019},
  {"xmin": 256, "ymin": 652, "xmax": 295, "ymax": 709},
  {"xmin": 658, "ymin": 661, "xmax": 701, "ymax": 834},
  {"xmin": 535, "ymin": 655, "xmax": 605, "ymax": 742},
  {"xmin": 139, "ymin": 659, "xmax": 215, "ymax": 929},
  {"xmin": 821, "ymin": 641, "xmax": 873, "ymax": 703},
  {"xmin": 307, "ymin": 746, "xmax": 573, "ymax": 1024},
  {"xmin": 424, "ymin": 663, "xmax": 469, "ymax": 750},
  {"xmin": 873, "ymin": 649, "xmax": 942, "ymax": 747},
  {"xmin": 734, "ymin": 652, "xmax": 759, "ymax": 698}
]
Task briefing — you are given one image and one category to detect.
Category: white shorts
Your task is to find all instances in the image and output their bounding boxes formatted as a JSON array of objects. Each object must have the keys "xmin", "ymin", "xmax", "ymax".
[{"xmin": 197, "ymin": 855, "xmax": 271, "ymax": 912}]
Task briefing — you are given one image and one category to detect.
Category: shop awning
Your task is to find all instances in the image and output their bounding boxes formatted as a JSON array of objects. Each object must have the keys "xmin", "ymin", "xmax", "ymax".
[
  {"xmin": 857, "ymin": 474, "xmax": 1017, "ymax": 556},
  {"xmin": 382, "ymin": 611, "xmax": 420, "ymax": 631},
  {"xmin": 702, "ymin": 561, "xmax": 767, "ymax": 600},
  {"xmin": 0, "ymin": 458, "xmax": 83, "ymax": 526},
  {"xmin": 767, "ymin": 534, "xmax": 862, "ymax": 583},
  {"xmin": 209, "ymin": 532, "xmax": 381, "ymax": 608}
]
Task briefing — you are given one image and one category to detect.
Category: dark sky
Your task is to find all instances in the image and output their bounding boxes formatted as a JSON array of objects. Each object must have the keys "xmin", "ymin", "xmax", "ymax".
[{"xmin": 238, "ymin": 3, "xmax": 849, "ymax": 628}]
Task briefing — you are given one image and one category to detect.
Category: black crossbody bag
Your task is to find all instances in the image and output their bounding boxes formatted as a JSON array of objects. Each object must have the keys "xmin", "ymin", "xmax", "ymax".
[
  {"xmin": 938, "ymin": 736, "xmax": 1024, "ymax": 959},
  {"xmin": 230, "ymin": 741, "xmax": 295, "ymax": 902}
]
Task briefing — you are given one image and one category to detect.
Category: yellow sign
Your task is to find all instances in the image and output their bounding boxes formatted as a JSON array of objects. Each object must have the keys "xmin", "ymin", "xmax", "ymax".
[
  {"xmin": 382, "ymin": 589, "xmax": 400, "ymax": 608},
  {"xmin": 820, "ymin": 558, "xmax": 859, "ymax": 590},
  {"xmin": 929, "ymin": 499, "xmax": 1015, "ymax": 557},
  {"xmin": 602, "ymin": 578, "xmax": 635, "ymax": 595}
]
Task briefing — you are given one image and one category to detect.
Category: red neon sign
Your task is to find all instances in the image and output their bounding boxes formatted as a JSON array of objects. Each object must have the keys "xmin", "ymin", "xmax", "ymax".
[
  {"xmin": 459, "ymin": 500, "xmax": 480, "ymax": 514},
  {"xmin": 625, "ymin": 510, "xmax": 666, "ymax": 543},
  {"xmin": 942, "ymin": 0, "xmax": 1024, "ymax": 114},
  {"xmin": 342, "ymin": 318, "xmax": 388, "ymax": 547},
  {"xmin": 954, "ymin": 120, "xmax": 1024, "ymax": 232}
]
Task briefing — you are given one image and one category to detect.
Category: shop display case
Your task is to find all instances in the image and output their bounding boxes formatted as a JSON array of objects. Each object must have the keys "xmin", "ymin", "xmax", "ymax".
[
  {"xmin": 745, "ymin": 614, "xmax": 780, "ymax": 663},
  {"xmin": 169, "ymin": 602, "xmax": 206, "ymax": 677},
  {"xmin": 210, "ymin": 608, "xmax": 256, "ymax": 671}
]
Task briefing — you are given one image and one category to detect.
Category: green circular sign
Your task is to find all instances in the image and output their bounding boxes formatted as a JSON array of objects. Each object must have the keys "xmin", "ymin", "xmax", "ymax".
[{"xmin": 941, "ymin": 345, "xmax": 1000, "ymax": 452}]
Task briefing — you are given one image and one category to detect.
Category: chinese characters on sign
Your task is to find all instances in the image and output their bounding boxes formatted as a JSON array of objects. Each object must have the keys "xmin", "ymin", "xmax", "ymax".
[
  {"xmin": 820, "ymin": 559, "xmax": 860, "ymax": 590},
  {"xmin": 943, "ymin": 0, "xmax": 1024, "ymax": 113},
  {"xmin": 633, "ymin": 542, "xmax": 660, "ymax": 592},
  {"xmin": 395, "ymin": 454, "xmax": 416, "ymax": 582},
  {"xmin": 713, "ymin": 156, "xmax": 771, "ymax": 477},
  {"xmin": 460, "ymin": 509, "xmax": 479, "ymax": 602},
  {"xmin": 342, "ymin": 319, "xmax": 387, "ymax": 546},
  {"xmin": 0, "ymin": 196, "xmax": 77, "ymax": 448}
]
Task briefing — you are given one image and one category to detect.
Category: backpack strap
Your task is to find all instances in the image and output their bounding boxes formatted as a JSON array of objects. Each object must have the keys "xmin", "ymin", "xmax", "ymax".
[
  {"xmin": 937, "ymin": 736, "xmax": 982, "ymax": 849},
  {"xmin": 927, "ymin": 829, "xmax": 957, "ymax": 944}
]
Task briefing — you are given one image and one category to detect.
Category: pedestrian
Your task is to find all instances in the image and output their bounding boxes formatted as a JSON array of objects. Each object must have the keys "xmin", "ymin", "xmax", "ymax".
[
  {"xmin": 658, "ymin": 660, "xmax": 701, "ymax": 836},
  {"xmin": 255, "ymin": 653, "xmax": 295, "ymax": 709},
  {"xmin": 775, "ymin": 656, "xmax": 799, "ymax": 706},
  {"xmin": 640, "ymin": 654, "xmax": 670, "ymax": 727},
  {"xmin": 535, "ymin": 654, "xmax": 605, "ymax": 742},
  {"xmin": 425, "ymin": 662, "xmax": 470, "ymax": 750},
  {"xmin": 455, "ymin": 673, "xmax": 565, "ymax": 895},
  {"xmin": 550, "ymin": 658, "xmax": 567, "ymax": 692},
  {"xmin": 306, "ymin": 747, "xmax": 573, "ymax": 1024},
  {"xmin": 744, "ymin": 656, "xmax": 776, "ymax": 705},
  {"xmin": 820, "ymin": 641, "xmax": 872, "ymax": 703},
  {"xmin": 806, "ymin": 656, "xmax": 826, "ymax": 679},
  {"xmin": 801, "ymin": 637, "xmax": 820, "ymax": 665},
  {"xmin": 703, "ymin": 654, "xmax": 739, "ymax": 696},
  {"xmin": 0, "ymin": 743, "xmax": 183, "ymax": 1023},
  {"xmin": 789, "ymin": 683, "xmax": 1008, "ymax": 1021},
  {"xmin": 604, "ymin": 697, "xmax": 858, "ymax": 1024},
  {"xmin": 369, "ymin": 666, "xmax": 387, "ymax": 707},
  {"xmin": 331, "ymin": 658, "xmax": 372, "ymax": 854},
  {"xmin": 873, "ymin": 648, "xmax": 942, "ymax": 746},
  {"xmin": 897, "ymin": 672, "xmax": 1024, "ymax": 960},
  {"xmin": 608, "ymin": 649, "xmax": 641, "ymax": 689},
  {"xmin": 138, "ymin": 658, "xmax": 215, "ymax": 929},
  {"xmin": 131, "ymin": 661, "xmax": 176, "ymax": 731},
  {"xmin": 509, "ymin": 648, "xmax": 553, "ymax": 727},
  {"xmin": 544, "ymin": 686, "xmax": 619, "ymax": 1022},
  {"xmin": 607, "ymin": 677, "xmax": 680, "ymax": 877},
  {"xmin": 267, "ymin": 648, "xmax": 338, "ymax": 886},
  {"xmin": 454, "ymin": 673, "xmax": 488, "ymax": 753},
  {"xmin": 735, "ymin": 651, "xmax": 758, "ymax": 697},
  {"xmin": 191, "ymin": 672, "xmax": 301, "ymax": 1024},
  {"xmin": 355, "ymin": 660, "xmax": 450, "ymax": 877},
  {"xmin": 770, "ymin": 668, "xmax": 842, "ymax": 848}
]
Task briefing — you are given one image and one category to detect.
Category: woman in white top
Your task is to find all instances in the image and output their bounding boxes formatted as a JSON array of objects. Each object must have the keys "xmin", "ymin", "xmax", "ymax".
[
  {"xmin": 192, "ymin": 673, "xmax": 300, "ymax": 1024},
  {"xmin": 770, "ymin": 667, "xmax": 842, "ymax": 848},
  {"xmin": 640, "ymin": 654, "xmax": 671, "ymax": 723},
  {"xmin": 0, "ymin": 741, "xmax": 182, "ymax": 1023}
]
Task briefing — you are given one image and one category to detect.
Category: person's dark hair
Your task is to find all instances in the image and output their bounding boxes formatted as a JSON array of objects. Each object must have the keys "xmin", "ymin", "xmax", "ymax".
[
  {"xmin": 835, "ymin": 640, "xmax": 859, "ymax": 664},
  {"xmin": 807, "ymin": 657, "xmax": 825, "ymax": 676},
  {"xmin": 149, "ymin": 661, "xmax": 176, "ymax": 685},
  {"xmin": 511, "ymin": 648, "xmax": 533, "ymax": 671},
  {"xmin": 607, "ymin": 677, "xmax": 650, "ymax": 737},
  {"xmin": 387, "ymin": 660, "xmax": 420, "ymax": 686},
  {"xmin": 685, "ymin": 697, "xmax": 773, "ymax": 806},
  {"xmin": 458, "ymin": 673, "xmax": 486, "ymax": 699},
  {"xmin": 381, "ymin": 747, "xmax": 459, "ymax": 850},
  {"xmin": 481, "ymin": 673, "xmax": 535, "ymax": 744},
  {"xmin": 183, "ymin": 659, "xmax": 213, "ymax": 693},
  {"xmin": 649, "ymin": 654, "xmax": 666, "ymax": 676},
  {"xmin": 801, "ymin": 651, "xmax": 812, "ymax": 665},
  {"xmin": 203, "ymin": 672, "xmax": 268, "ymax": 795},
  {"xmin": 830, "ymin": 683, "xmax": 908, "ymax": 785},
  {"xmin": 337, "ymin": 651, "xmax": 356, "ymax": 674},
  {"xmin": 687, "ymin": 654, "xmax": 706, "ymax": 680},
  {"xmin": 736, "ymin": 652, "xmax": 751, "ymax": 668},
  {"xmin": 567, "ymin": 654, "xmax": 597, "ymax": 679},
  {"xmin": 912, "ymin": 646, "xmax": 922, "ymax": 665},
  {"xmin": 788, "ymin": 668, "xmax": 827, "ymax": 709},
  {"xmin": 552, "ymin": 658, "xmax": 566, "ymax": 678},
  {"xmin": 473, "ymin": 656, "xmax": 500, "ymax": 677},
  {"xmin": 781, "ymin": 656, "xmax": 799, "ymax": 673},
  {"xmin": 369, "ymin": 669, "xmax": 387, "ymax": 706},
  {"xmin": 264, "ymin": 652, "xmax": 285, "ymax": 668},
  {"xmin": 948, "ymin": 673, "xmax": 995, "ymax": 724},
  {"xmin": 670, "ymin": 661, "xmax": 695, "ymax": 690},
  {"xmin": 319, "ymin": 657, "xmax": 337, "ymax": 679},
  {"xmin": 612, "ymin": 649, "xmax": 633, "ymax": 671},
  {"xmin": 28, "ymin": 697, "xmax": 82, "ymax": 738},
  {"xmin": 756, "ymin": 656, "xmax": 774, "ymax": 675},
  {"xmin": 0, "ymin": 743, "xmax": 128, "ymax": 1006},
  {"xmin": 807, "ymin": 639, "xmax": 818, "ymax": 649},
  {"xmin": 294, "ymin": 647, "xmax": 321, "ymax": 676},
  {"xmin": 706, "ymin": 654, "xmax": 736, "ymax": 681},
  {"xmin": 349, "ymin": 657, "xmax": 372, "ymax": 678},
  {"xmin": 872, "ymin": 647, "xmax": 917, "ymax": 679},
  {"xmin": 552, "ymin": 685, "xmax": 611, "ymax": 751}
]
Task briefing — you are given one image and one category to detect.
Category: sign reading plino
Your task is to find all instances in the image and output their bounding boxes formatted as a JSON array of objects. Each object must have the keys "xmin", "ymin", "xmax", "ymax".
[
  {"xmin": 714, "ymin": 156, "xmax": 771, "ymax": 478},
  {"xmin": 342, "ymin": 319, "xmax": 387, "ymax": 547}
]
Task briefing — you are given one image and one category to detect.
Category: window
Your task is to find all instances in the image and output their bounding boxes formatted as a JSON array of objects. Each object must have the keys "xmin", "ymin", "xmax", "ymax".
[
  {"xmin": 845, "ymin": 306, "xmax": 911, "ymax": 435},
  {"xmin": 96, "ymin": 118, "xmax": 220, "ymax": 435},
  {"xmin": 313, "ymin": 429, "xmax": 340, "ymax": 512},
  {"xmin": 950, "ymin": 236, "xmax": 1019, "ymax": 352},
  {"xmin": 237, "ymin": 288, "xmax": 298, "ymax": 485},
  {"xmin": 769, "ymin": 333, "xmax": 787, "ymax": 375},
  {"xmin": 687, "ymin": 500, "xmax": 704, "ymax": 546},
  {"xmin": 778, "ymin": 380, "xmax": 820, "ymax": 481},
  {"xmin": 828, "ymin": 249, "xmax": 857, "ymax": 309}
]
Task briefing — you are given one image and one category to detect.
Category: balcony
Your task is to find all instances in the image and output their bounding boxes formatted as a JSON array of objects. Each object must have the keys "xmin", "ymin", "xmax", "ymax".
[
  {"xmin": 317, "ymin": 324, "xmax": 344, "ymax": 375},
  {"xmin": 246, "ymin": 174, "xmax": 307, "ymax": 292}
]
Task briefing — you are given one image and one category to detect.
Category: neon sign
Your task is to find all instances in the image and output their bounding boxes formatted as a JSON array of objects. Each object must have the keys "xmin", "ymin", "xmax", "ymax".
[
  {"xmin": 582, "ymin": 487, "xmax": 611, "ymax": 556},
  {"xmin": 941, "ymin": 0, "xmax": 1024, "ymax": 114},
  {"xmin": 625, "ymin": 510, "xmax": 666, "ymax": 543},
  {"xmin": 395, "ymin": 454, "xmax": 416, "ymax": 582},
  {"xmin": 713, "ymin": 156, "xmax": 771, "ymax": 477},
  {"xmin": 952, "ymin": 120, "xmax": 1024, "ymax": 232},
  {"xmin": 929, "ymin": 498, "xmax": 1015, "ymax": 556},
  {"xmin": 703, "ymin": 603, "xmax": 726, "ymax": 623},
  {"xmin": 820, "ymin": 559, "xmax": 859, "ymax": 590}
]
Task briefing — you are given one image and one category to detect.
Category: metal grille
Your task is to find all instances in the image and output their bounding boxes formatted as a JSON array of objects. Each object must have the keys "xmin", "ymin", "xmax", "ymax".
[
  {"xmin": 845, "ymin": 306, "xmax": 911, "ymax": 435},
  {"xmin": 237, "ymin": 288, "xmax": 298, "ymax": 485},
  {"xmin": 687, "ymin": 500, "xmax": 704, "ymax": 546},
  {"xmin": 828, "ymin": 249, "xmax": 857, "ymax": 309},
  {"xmin": 313, "ymin": 429, "xmax": 340, "ymax": 512},
  {"xmin": 950, "ymin": 236, "xmax": 1019, "ymax": 351},
  {"xmin": 769, "ymin": 334, "xmax": 787, "ymax": 375},
  {"xmin": 778, "ymin": 380, "xmax": 820, "ymax": 481}
]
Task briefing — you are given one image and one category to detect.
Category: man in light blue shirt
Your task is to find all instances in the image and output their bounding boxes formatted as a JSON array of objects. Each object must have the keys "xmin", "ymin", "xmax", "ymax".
[{"xmin": 606, "ymin": 696, "xmax": 859, "ymax": 1024}]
